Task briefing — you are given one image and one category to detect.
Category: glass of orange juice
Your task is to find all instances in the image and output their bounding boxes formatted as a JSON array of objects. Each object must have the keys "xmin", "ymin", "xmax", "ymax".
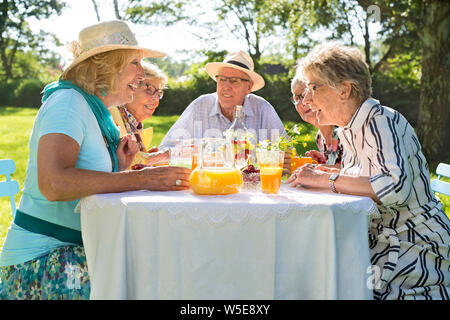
[
  {"xmin": 257, "ymin": 148, "xmax": 284, "ymax": 194},
  {"xmin": 291, "ymin": 156, "xmax": 318, "ymax": 172}
]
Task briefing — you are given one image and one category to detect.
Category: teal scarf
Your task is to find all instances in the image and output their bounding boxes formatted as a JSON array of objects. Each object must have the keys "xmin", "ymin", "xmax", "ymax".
[{"xmin": 42, "ymin": 80, "xmax": 120, "ymax": 172}]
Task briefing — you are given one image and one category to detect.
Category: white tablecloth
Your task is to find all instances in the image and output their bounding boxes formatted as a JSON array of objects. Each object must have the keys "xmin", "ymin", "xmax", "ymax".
[{"xmin": 78, "ymin": 185, "xmax": 378, "ymax": 300}]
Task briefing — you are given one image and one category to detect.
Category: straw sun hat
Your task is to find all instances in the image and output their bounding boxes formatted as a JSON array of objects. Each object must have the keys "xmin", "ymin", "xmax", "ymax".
[
  {"xmin": 205, "ymin": 50, "xmax": 265, "ymax": 92},
  {"xmin": 63, "ymin": 20, "xmax": 166, "ymax": 74}
]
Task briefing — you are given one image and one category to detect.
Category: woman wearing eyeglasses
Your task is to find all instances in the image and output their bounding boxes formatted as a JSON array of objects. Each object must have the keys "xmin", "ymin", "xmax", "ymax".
[
  {"xmin": 291, "ymin": 75, "xmax": 343, "ymax": 166},
  {"xmin": 109, "ymin": 62, "xmax": 168, "ymax": 166},
  {"xmin": 288, "ymin": 42, "xmax": 450, "ymax": 300}
]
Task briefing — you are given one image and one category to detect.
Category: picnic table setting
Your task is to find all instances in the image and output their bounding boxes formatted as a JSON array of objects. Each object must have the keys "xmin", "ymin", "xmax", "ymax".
[
  {"xmin": 1, "ymin": 14, "xmax": 449, "ymax": 304},
  {"xmin": 76, "ymin": 123, "xmax": 379, "ymax": 300}
]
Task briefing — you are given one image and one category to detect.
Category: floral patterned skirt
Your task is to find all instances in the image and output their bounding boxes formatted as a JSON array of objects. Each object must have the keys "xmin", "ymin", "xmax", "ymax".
[{"xmin": 0, "ymin": 245, "xmax": 90, "ymax": 300}]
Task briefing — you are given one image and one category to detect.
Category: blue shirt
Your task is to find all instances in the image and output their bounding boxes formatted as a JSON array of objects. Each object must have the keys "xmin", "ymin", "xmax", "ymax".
[
  {"xmin": 159, "ymin": 93, "xmax": 286, "ymax": 149},
  {"xmin": 0, "ymin": 89, "xmax": 112, "ymax": 266}
]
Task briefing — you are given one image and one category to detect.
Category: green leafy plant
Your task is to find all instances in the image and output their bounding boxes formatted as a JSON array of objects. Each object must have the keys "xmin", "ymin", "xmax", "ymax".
[{"xmin": 258, "ymin": 123, "xmax": 306, "ymax": 153}]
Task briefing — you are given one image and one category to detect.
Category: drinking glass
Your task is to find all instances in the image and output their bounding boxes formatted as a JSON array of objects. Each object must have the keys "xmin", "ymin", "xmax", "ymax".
[
  {"xmin": 169, "ymin": 139, "xmax": 194, "ymax": 169},
  {"xmin": 257, "ymin": 148, "xmax": 284, "ymax": 194}
]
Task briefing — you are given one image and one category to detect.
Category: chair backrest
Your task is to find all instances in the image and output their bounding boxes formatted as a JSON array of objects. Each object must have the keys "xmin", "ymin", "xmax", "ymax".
[
  {"xmin": 431, "ymin": 163, "xmax": 450, "ymax": 197},
  {"xmin": 0, "ymin": 159, "xmax": 20, "ymax": 216}
]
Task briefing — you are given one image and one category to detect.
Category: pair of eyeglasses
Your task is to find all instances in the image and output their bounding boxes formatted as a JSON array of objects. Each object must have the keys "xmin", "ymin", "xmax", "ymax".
[
  {"xmin": 139, "ymin": 82, "xmax": 164, "ymax": 99},
  {"xmin": 290, "ymin": 93, "xmax": 305, "ymax": 106},
  {"xmin": 215, "ymin": 75, "xmax": 250, "ymax": 87},
  {"xmin": 304, "ymin": 83, "xmax": 325, "ymax": 95}
]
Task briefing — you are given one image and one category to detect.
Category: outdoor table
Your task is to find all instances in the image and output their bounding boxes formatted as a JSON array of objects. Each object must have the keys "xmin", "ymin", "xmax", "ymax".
[{"xmin": 77, "ymin": 184, "xmax": 378, "ymax": 300}]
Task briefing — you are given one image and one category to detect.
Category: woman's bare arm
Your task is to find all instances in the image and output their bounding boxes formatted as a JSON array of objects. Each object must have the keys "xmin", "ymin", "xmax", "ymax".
[{"xmin": 37, "ymin": 133, "xmax": 190, "ymax": 201}]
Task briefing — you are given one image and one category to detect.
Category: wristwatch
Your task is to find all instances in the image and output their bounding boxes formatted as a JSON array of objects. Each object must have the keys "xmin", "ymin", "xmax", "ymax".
[{"xmin": 328, "ymin": 173, "xmax": 339, "ymax": 193}]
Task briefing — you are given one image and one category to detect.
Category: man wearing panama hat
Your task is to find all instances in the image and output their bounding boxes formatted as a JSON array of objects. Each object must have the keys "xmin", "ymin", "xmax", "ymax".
[{"xmin": 159, "ymin": 50, "xmax": 286, "ymax": 150}]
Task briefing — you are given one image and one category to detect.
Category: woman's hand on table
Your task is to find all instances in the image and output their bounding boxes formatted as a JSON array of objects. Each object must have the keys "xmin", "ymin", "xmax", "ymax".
[
  {"xmin": 286, "ymin": 164, "xmax": 329, "ymax": 189},
  {"xmin": 314, "ymin": 164, "xmax": 340, "ymax": 173},
  {"xmin": 139, "ymin": 166, "xmax": 191, "ymax": 191},
  {"xmin": 117, "ymin": 134, "xmax": 140, "ymax": 171}
]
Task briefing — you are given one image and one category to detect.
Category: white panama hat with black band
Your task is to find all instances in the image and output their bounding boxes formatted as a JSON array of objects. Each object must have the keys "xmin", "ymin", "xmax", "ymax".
[{"xmin": 205, "ymin": 50, "xmax": 265, "ymax": 92}]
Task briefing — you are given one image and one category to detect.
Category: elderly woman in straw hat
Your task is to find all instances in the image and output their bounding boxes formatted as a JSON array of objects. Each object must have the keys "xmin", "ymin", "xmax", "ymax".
[
  {"xmin": 109, "ymin": 62, "xmax": 168, "ymax": 166},
  {"xmin": 158, "ymin": 50, "xmax": 286, "ymax": 153},
  {"xmin": 0, "ymin": 20, "xmax": 190, "ymax": 300},
  {"xmin": 287, "ymin": 41, "xmax": 450, "ymax": 300}
]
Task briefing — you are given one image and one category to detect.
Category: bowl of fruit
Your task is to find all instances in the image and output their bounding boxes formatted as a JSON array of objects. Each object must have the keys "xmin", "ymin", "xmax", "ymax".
[{"xmin": 241, "ymin": 164, "xmax": 261, "ymax": 191}]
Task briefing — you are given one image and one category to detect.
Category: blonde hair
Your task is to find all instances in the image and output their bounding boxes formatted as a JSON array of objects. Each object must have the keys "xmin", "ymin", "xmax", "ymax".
[
  {"xmin": 142, "ymin": 61, "xmax": 168, "ymax": 88},
  {"xmin": 61, "ymin": 49, "xmax": 142, "ymax": 95},
  {"xmin": 298, "ymin": 41, "xmax": 372, "ymax": 102}
]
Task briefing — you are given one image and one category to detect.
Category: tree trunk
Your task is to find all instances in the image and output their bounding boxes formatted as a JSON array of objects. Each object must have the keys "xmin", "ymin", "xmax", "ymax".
[
  {"xmin": 417, "ymin": 0, "xmax": 450, "ymax": 163},
  {"xmin": 363, "ymin": 15, "xmax": 371, "ymax": 70},
  {"xmin": 90, "ymin": 0, "xmax": 100, "ymax": 21},
  {"xmin": 113, "ymin": 0, "xmax": 122, "ymax": 20}
]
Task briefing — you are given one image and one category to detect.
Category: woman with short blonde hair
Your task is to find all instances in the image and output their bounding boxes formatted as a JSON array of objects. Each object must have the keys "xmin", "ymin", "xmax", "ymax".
[{"xmin": 289, "ymin": 41, "xmax": 450, "ymax": 300}]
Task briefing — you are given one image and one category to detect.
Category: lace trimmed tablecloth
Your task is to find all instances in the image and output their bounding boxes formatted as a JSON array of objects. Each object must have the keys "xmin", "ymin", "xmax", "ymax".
[{"xmin": 78, "ymin": 185, "xmax": 377, "ymax": 300}]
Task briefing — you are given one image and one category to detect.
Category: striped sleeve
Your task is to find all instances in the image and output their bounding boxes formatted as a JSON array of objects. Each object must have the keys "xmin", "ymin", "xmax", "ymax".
[{"xmin": 366, "ymin": 113, "xmax": 413, "ymax": 209}]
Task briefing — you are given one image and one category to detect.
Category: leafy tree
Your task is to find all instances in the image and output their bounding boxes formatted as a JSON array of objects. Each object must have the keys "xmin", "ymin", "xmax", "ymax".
[
  {"xmin": 0, "ymin": 0, "xmax": 65, "ymax": 85},
  {"xmin": 126, "ymin": 0, "xmax": 190, "ymax": 26},
  {"xmin": 357, "ymin": 0, "xmax": 450, "ymax": 162}
]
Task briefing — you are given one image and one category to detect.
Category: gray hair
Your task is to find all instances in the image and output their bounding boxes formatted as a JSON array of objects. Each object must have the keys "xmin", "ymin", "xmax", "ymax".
[
  {"xmin": 291, "ymin": 71, "xmax": 305, "ymax": 92},
  {"xmin": 142, "ymin": 61, "xmax": 168, "ymax": 88},
  {"xmin": 297, "ymin": 41, "xmax": 372, "ymax": 102}
]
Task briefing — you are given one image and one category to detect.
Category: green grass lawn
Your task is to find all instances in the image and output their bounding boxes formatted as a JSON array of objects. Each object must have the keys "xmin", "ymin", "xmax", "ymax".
[{"xmin": 1, "ymin": 106, "xmax": 449, "ymax": 249}]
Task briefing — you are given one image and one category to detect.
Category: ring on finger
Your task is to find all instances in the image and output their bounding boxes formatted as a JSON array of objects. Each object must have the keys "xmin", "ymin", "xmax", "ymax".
[{"xmin": 175, "ymin": 179, "xmax": 182, "ymax": 186}]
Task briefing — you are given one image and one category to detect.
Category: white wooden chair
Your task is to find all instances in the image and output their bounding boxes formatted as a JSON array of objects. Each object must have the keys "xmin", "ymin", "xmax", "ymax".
[
  {"xmin": 0, "ymin": 159, "xmax": 20, "ymax": 217},
  {"xmin": 431, "ymin": 163, "xmax": 450, "ymax": 197}
]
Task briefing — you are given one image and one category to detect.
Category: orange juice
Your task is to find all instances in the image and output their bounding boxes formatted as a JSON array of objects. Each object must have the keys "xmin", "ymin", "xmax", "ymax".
[
  {"xmin": 192, "ymin": 153, "xmax": 198, "ymax": 170},
  {"xmin": 260, "ymin": 166, "xmax": 283, "ymax": 194},
  {"xmin": 189, "ymin": 167, "xmax": 243, "ymax": 195},
  {"xmin": 291, "ymin": 157, "xmax": 318, "ymax": 172}
]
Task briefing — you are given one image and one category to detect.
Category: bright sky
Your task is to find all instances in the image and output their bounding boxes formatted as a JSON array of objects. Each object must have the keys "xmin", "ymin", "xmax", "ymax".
[
  {"xmin": 29, "ymin": 0, "xmax": 381, "ymax": 66},
  {"xmin": 29, "ymin": 0, "xmax": 245, "ymax": 65}
]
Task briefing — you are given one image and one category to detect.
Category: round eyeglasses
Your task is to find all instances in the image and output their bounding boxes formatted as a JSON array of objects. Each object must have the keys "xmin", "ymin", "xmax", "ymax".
[
  {"xmin": 290, "ymin": 93, "xmax": 305, "ymax": 106},
  {"xmin": 139, "ymin": 82, "xmax": 164, "ymax": 99}
]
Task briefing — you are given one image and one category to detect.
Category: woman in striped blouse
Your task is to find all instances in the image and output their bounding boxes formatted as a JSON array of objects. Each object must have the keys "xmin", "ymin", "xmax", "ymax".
[{"xmin": 287, "ymin": 42, "xmax": 450, "ymax": 300}]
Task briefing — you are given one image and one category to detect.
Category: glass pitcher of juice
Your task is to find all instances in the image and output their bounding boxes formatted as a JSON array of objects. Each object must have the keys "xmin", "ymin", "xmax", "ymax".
[{"xmin": 189, "ymin": 138, "xmax": 243, "ymax": 195}]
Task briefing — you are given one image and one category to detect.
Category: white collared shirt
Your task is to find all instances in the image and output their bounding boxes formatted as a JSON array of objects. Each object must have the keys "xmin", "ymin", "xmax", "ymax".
[{"xmin": 159, "ymin": 93, "xmax": 286, "ymax": 149}]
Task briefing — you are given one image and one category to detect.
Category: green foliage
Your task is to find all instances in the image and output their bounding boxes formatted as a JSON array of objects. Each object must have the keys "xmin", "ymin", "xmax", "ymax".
[
  {"xmin": 126, "ymin": 0, "xmax": 189, "ymax": 25},
  {"xmin": 13, "ymin": 78, "xmax": 44, "ymax": 108},
  {"xmin": 0, "ymin": 0, "xmax": 65, "ymax": 84}
]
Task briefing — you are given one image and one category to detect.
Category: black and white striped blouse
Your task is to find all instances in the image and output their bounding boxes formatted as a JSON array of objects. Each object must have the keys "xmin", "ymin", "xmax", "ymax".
[
  {"xmin": 338, "ymin": 98, "xmax": 441, "ymax": 221},
  {"xmin": 337, "ymin": 98, "xmax": 449, "ymax": 299}
]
